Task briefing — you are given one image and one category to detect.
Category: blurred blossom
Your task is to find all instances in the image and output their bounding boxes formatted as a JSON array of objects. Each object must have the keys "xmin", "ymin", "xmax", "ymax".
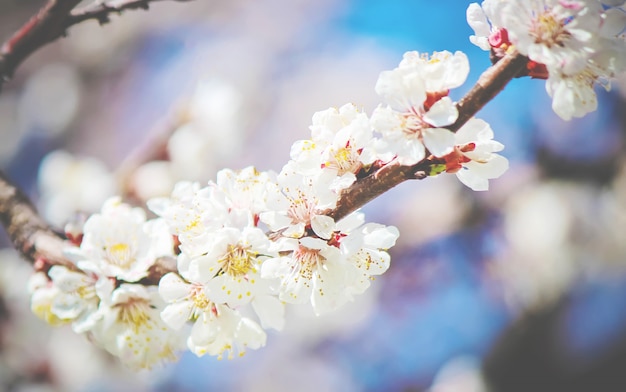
[
  {"xmin": 282, "ymin": 281, "xmax": 381, "ymax": 343},
  {"xmin": 186, "ymin": 78, "xmax": 243, "ymax": 139},
  {"xmin": 496, "ymin": 181, "xmax": 577, "ymax": 308},
  {"xmin": 129, "ymin": 78, "xmax": 246, "ymax": 198},
  {"xmin": 241, "ymin": 349, "xmax": 360, "ymax": 392},
  {"xmin": 387, "ymin": 176, "xmax": 469, "ymax": 248},
  {"xmin": 130, "ymin": 161, "xmax": 175, "ymax": 201},
  {"xmin": 0, "ymin": 249, "xmax": 115, "ymax": 391},
  {"xmin": 37, "ymin": 150, "xmax": 118, "ymax": 228},
  {"xmin": 18, "ymin": 63, "xmax": 81, "ymax": 136},
  {"xmin": 167, "ymin": 124, "xmax": 218, "ymax": 183},
  {"xmin": 63, "ymin": 17, "xmax": 143, "ymax": 70},
  {"xmin": 428, "ymin": 356, "xmax": 487, "ymax": 392},
  {"xmin": 46, "ymin": 328, "xmax": 148, "ymax": 392}
]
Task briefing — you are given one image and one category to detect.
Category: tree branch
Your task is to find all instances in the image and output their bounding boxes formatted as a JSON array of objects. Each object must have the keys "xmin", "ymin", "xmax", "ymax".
[
  {"xmin": 328, "ymin": 51, "xmax": 528, "ymax": 221},
  {"xmin": 0, "ymin": 171, "xmax": 175, "ymax": 283},
  {"xmin": 0, "ymin": 0, "xmax": 192, "ymax": 92},
  {"xmin": 67, "ymin": 0, "xmax": 192, "ymax": 26},
  {"xmin": 0, "ymin": 171, "xmax": 73, "ymax": 269},
  {"xmin": 0, "ymin": 0, "xmax": 82, "ymax": 91},
  {"xmin": 450, "ymin": 51, "xmax": 528, "ymax": 132}
]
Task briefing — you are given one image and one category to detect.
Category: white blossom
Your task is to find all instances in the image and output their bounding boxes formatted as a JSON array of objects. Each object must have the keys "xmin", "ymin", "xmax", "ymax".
[
  {"xmin": 158, "ymin": 259, "xmax": 270, "ymax": 359},
  {"xmin": 372, "ymin": 51, "xmax": 470, "ymax": 165},
  {"xmin": 260, "ymin": 163, "xmax": 338, "ymax": 239},
  {"xmin": 69, "ymin": 197, "xmax": 174, "ymax": 282},
  {"xmin": 210, "ymin": 166, "xmax": 274, "ymax": 228},
  {"xmin": 29, "ymin": 272, "xmax": 72, "ymax": 327},
  {"xmin": 546, "ymin": 17, "xmax": 626, "ymax": 119},
  {"xmin": 148, "ymin": 182, "xmax": 220, "ymax": 258},
  {"xmin": 196, "ymin": 226, "xmax": 276, "ymax": 307},
  {"xmin": 336, "ymin": 216, "xmax": 400, "ymax": 296},
  {"xmin": 86, "ymin": 284, "xmax": 183, "ymax": 370},
  {"xmin": 485, "ymin": 0, "xmax": 602, "ymax": 74},
  {"xmin": 186, "ymin": 303, "xmax": 266, "ymax": 359},
  {"xmin": 467, "ymin": 1, "xmax": 626, "ymax": 120},
  {"xmin": 440, "ymin": 118, "xmax": 509, "ymax": 191},
  {"xmin": 37, "ymin": 150, "xmax": 117, "ymax": 227},
  {"xmin": 291, "ymin": 104, "xmax": 378, "ymax": 190},
  {"xmin": 46, "ymin": 265, "xmax": 100, "ymax": 332},
  {"xmin": 261, "ymin": 236, "xmax": 351, "ymax": 315}
]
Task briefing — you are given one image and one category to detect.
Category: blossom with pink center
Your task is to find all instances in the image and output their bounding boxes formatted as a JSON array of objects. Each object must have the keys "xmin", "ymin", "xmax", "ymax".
[
  {"xmin": 260, "ymin": 162, "xmax": 338, "ymax": 239},
  {"xmin": 372, "ymin": 51, "xmax": 470, "ymax": 165},
  {"xmin": 333, "ymin": 213, "xmax": 400, "ymax": 296},
  {"xmin": 467, "ymin": 1, "xmax": 625, "ymax": 120},
  {"xmin": 441, "ymin": 118, "xmax": 509, "ymax": 191},
  {"xmin": 261, "ymin": 236, "xmax": 350, "ymax": 315},
  {"xmin": 68, "ymin": 197, "xmax": 174, "ymax": 282},
  {"xmin": 481, "ymin": 0, "xmax": 602, "ymax": 74},
  {"xmin": 291, "ymin": 103, "xmax": 377, "ymax": 191},
  {"xmin": 158, "ymin": 253, "xmax": 274, "ymax": 358}
]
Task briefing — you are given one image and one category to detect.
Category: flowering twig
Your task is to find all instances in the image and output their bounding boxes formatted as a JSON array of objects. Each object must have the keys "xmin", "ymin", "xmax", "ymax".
[
  {"xmin": 0, "ymin": 171, "xmax": 73, "ymax": 270},
  {"xmin": 0, "ymin": 0, "xmax": 192, "ymax": 92},
  {"xmin": 0, "ymin": 51, "xmax": 527, "ymax": 282},
  {"xmin": 328, "ymin": 51, "xmax": 527, "ymax": 221},
  {"xmin": 0, "ymin": 171, "xmax": 174, "ymax": 283}
]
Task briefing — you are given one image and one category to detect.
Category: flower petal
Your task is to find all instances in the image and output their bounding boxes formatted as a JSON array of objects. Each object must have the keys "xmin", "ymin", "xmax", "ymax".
[{"xmin": 422, "ymin": 128, "xmax": 456, "ymax": 157}]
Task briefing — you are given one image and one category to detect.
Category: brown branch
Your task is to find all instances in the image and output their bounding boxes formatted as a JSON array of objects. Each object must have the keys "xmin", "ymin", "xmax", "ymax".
[
  {"xmin": 0, "ymin": 0, "xmax": 193, "ymax": 92},
  {"xmin": 67, "ymin": 0, "xmax": 192, "ymax": 26},
  {"xmin": 328, "ymin": 51, "xmax": 528, "ymax": 222},
  {"xmin": 0, "ymin": 171, "xmax": 74, "ymax": 269},
  {"xmin": 450, "ymin": 51, "xmax": 528, "ymax": 132},
  {"xmin": 0, "ymin": 0, "xmax": 82, "ymax": 91}
]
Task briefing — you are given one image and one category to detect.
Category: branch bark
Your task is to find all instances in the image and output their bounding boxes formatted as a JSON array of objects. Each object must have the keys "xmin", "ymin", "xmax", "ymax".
[
  {"xmin": 0, "ymin": 171, "xmax": 73, "ymax": 269},
  {"xmin": 0, "ymin": 0, "xmax": 82, "ymax": 91},
  {"xmin": 68, "ymin": 0, "xmax": 192, "ymax": 26},
  {"xmin": 0, "ymin": 0, "xmax": 191, "ymax": 92}
]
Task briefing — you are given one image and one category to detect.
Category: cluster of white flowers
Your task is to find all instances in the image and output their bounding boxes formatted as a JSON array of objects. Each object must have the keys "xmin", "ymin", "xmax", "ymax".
[
  {"xmin": 28, "ymin": 46, "xmax": 515, "ymax": 367},
  {"xmin": 29, "ymin": 198, "xmax": 184, "ymax": 370},
  {"xmin": 468, "ymin": 0, "xmax": 626, "ymax": 120}
]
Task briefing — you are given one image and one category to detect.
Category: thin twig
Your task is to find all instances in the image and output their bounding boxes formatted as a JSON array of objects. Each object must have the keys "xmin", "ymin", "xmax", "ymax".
[
  {"xmin": 0, "ymin": 0, "xmax": 82, "ymax": 91},
  {"xmin": 68, "ymin": 0, "xmax": 192, "ymax": 26},
  {"xmin": 0, "ymin": 0, "xmax": 192, "ymax": 92},
  {"xmin": 328, "ymin": 51, "xmax": 528, "ymax": 222}
]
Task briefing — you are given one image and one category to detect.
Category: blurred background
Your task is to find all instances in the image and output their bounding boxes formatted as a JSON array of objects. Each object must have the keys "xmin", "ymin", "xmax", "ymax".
[{"xmin": 1, "ymin": 0, "xmax": 626, "ymax": 391}]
